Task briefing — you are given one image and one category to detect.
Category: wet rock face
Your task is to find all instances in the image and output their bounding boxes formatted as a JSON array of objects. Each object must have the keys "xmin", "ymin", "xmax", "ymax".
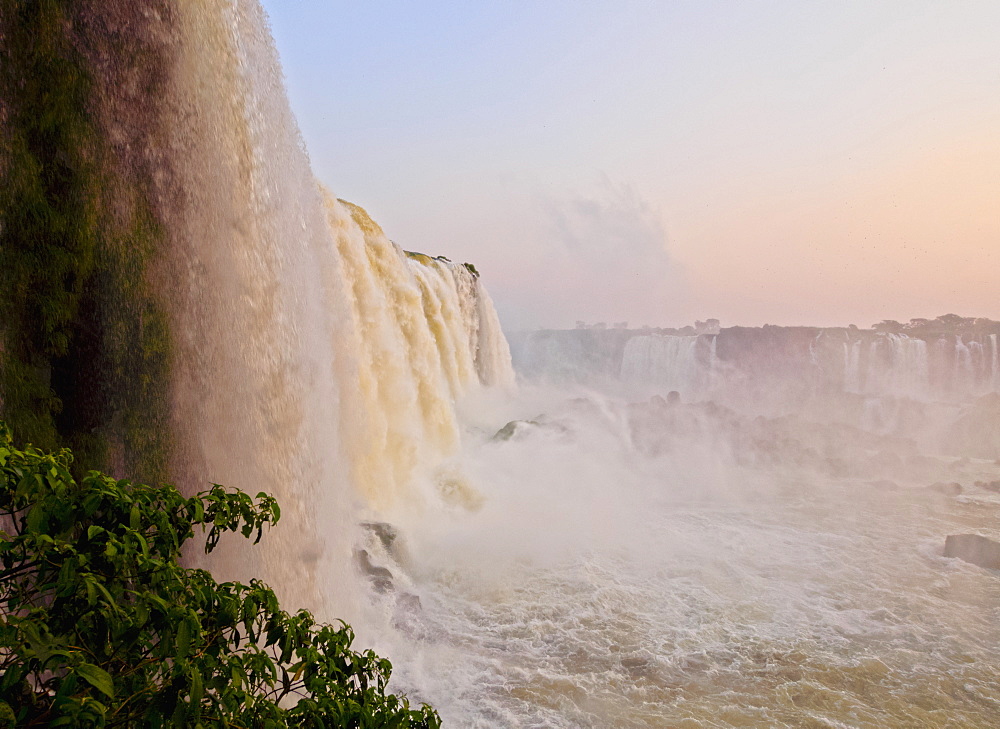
[
  {"xmin": 927, "ymin": 481, "xmax": 963, "ymax": 496},
  {"xmin": 360, "ymin": 521, "xmax": 399, "ymax": 555},
  {"xmin": 944, "ymin": 534, "xmax": 1000, "ymax": 569},
  {"xmin": 353, "ymin": 549, "xmax": 394, "ymax": 593}
]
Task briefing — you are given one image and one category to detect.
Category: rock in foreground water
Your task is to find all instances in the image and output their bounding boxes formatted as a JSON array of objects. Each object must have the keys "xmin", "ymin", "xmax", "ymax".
[{"xmin": 944, "ymin": 534, "xmax": 1000, "ymax": 569}]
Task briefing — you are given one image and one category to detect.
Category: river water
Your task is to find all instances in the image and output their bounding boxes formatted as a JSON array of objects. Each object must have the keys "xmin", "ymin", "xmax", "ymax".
[{"xmin": 363, "ymin": 389, "xmax": 1000, "ymax": 728}]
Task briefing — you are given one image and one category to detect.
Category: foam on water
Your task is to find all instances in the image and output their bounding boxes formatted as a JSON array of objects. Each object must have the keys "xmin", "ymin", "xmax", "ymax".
[{"xmin": 362, "ymin": 386, "xmax": 1000, "ymax": 728}]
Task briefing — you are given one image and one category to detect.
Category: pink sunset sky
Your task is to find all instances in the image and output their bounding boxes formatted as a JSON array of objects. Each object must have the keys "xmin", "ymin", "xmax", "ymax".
[{"xmin": 262, "ymin": 1, "xmax": 1000, "ymax": 330}]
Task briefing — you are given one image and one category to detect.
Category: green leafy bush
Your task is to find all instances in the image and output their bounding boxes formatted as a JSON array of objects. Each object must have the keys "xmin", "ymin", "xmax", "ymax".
[{"xmin": 0, "ymin": 424, "xmax": 440, "ymax": 728}]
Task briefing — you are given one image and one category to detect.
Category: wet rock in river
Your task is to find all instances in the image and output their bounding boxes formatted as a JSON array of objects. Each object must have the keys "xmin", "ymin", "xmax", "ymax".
[
  {"xmin": 973, "ymin": 480, "xmax": 1000, "ymax": 493},
  {"xmin": 354, "ymin": 548, "xmax": 394, "ymax": 593},
  {"xmin": 944, "ymin": 534, "xmax": 1000, "ymax": 569},
  {"xmin": 926, "ymin": 481, "xmax": 963, "ymax": 496}
]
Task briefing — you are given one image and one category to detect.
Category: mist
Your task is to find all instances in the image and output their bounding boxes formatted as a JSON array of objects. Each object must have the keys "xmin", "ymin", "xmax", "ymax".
[
  {"xmin": 489, "ymin": 177, "xmax": 689, "ymax": 331},
  {"xmin": 344, "ymin": 317, "xmax": 1000, "ymax": 727}
]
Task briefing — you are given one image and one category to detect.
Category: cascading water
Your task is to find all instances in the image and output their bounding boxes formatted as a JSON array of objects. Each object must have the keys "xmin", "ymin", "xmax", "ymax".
[
  {"xmin": 522, "ymin": 327, "xmax": 1000, "ymax": 405},
  {"xmin": 990, "ymin": 334, "xmax": 1000, "ymax": 390},
  {"xmin": 153, "ymin": 0, "xmax": 512, "ymax": 619},
  {"xmin": 620, "ymin": 334, "xmax": 716, "ymax": 397},
  {"xmin": 844, "ymin": 338, "xmax": 863, "ymax": 393},
  {"xmin": 165, "ymin": 5, "xmax": 998, "ymax": 725},
  {"xmin": 325, "ymin": 195, "xmax": 513, "ymax": 511}
]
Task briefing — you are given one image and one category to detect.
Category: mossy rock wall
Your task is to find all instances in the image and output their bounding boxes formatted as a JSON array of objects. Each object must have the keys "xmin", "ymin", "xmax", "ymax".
[{"xmin": 0, "ymin": 0, "xmax": 178, "ymax": 482}]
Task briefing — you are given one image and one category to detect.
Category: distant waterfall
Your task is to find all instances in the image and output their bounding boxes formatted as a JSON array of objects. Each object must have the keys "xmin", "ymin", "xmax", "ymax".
[
  {"xmin": 516, "ymin": 327, "xmax": 1000, "ymax": 406},
  {"xmin": 989, "ymin": 334, "xmax": 1000, "ymax": 390},
  {"xmin": 844, "ymin": 339, "xmax": 862, "ymax": 393},
  {"xmin": 844, "ymin": 334, "xmax": 930, "ymax": 398},
  {"xmin": 620, "ymin": 334, "xmax": 716, "ymax": 396}
]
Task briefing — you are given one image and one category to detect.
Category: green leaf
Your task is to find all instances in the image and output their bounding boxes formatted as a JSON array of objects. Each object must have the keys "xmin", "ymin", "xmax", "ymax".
[
  {"xmin": 176, "ymin": 619, "xmax": 191, "ymax": 659},
  {"xmin": 189, "ymin": 668, "xmax": 203, "ymax": 707},
  {"xmin": 25, "ymin": 503, "xmax": 45, "ymax": 533},
  {"xmin": 0, "ymin": 425, "xmax": 441, "ymax": 727},
  {"xmin": 76, "ymin": 663, "xmax": 114, "ymax": 698}
]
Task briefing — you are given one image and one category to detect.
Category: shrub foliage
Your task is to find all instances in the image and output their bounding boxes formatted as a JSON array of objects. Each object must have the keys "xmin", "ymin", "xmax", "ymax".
[{"xmin": 0, "ymin": 424, "xmax": 440, "ymax": 728}]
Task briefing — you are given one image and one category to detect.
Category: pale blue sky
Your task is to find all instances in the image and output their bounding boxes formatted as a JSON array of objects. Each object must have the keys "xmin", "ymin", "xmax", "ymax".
[{"xmin": 261, "ymin": 1, "xmax": 1000, "ymax": 329}]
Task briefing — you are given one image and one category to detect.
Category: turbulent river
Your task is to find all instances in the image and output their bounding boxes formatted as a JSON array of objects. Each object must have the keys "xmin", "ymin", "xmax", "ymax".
[{"xmin": 353, "ymin": 386, "xmax": 1000, "ymax": 728}]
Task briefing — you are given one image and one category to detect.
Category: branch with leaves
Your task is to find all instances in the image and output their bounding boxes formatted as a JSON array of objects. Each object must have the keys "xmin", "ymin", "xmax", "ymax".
[{"xmin": 0, "ymin": 423, "xmax": 440, "ymax": 728}]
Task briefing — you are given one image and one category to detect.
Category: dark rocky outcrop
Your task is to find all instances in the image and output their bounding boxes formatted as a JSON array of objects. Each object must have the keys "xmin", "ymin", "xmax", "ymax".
[
  {"xmin": 493, "ymin": 419, "xmax": 539, "ymax": 441},
  {"xmin": 944, "ymin": 534, "xmax": 1000, "ymax": 569},
  {"xmin": 926, "ymin": 482, "xmax": 963, "ymax": 496},
  {"xmin": 360, "ymin": 521, "xmax": 399, "ymax": 554},
  {"xmin": 353, "ymin": 548, "xmax": 394, "ymax": 593},
  {"xmin": 0, "ymin": 0, "xmax": 179, "ymax": 480},
  {"xmin": 973, "ymin": 480, "xmax": 1000, "ymax": 494}
]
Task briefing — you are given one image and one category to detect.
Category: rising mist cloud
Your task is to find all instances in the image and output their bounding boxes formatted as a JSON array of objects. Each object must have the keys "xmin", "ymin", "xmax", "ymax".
[{"xmin": 499, "ymin": 177, "xmax": 689, "ymax": 331}]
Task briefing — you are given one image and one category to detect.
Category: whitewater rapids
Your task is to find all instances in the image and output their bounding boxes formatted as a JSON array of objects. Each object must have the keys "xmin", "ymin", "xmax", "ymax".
[{"xmin": 361, "ymin": 386, "xmax": 1000, "ymax": 728}]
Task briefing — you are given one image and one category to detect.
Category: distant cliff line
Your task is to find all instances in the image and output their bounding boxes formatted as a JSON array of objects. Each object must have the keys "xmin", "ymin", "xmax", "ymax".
[{"xmin": 509, "ymin": 314, "xmax": 1000, "ymax": 404}]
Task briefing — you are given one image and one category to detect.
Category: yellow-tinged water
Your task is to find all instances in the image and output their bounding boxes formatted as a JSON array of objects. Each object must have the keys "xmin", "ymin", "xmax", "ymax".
[{"xmin": 162, "ymin": 0, "xmax": 514, "ymax": 618}]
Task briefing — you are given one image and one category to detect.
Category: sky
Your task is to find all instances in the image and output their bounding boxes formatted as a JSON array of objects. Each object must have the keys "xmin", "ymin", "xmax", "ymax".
[{"xmin": 260, "ymin": 1, "xmax": 1000, "ymax": 331}]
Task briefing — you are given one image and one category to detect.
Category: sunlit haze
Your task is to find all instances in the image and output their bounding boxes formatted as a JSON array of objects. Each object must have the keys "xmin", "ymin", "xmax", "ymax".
[
  {"xmin": 7, "ymin": 3, "xmax": 1000, "ymax": 727},
  {"xmin": 261, "ymin": 1, "xmax": 1000, "ymax": 330}
]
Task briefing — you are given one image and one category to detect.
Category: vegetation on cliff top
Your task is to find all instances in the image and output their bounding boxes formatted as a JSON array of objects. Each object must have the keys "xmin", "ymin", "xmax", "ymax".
[{"xmin": 0, "ymin": 424, "xmax": 440, "ymax": 728}]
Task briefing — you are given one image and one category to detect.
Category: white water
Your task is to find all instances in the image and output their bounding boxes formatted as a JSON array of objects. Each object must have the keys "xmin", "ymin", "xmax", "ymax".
[
  {"xmin": 845, "ymin": 335, "xmax": 930, "ymax": 399},
  {"xmin": 364, "ymin": 386, "xmax": 1000, "ymax": 728},
  {"xmin": 621, "ymin": 334, "xmax": 716, "ymax": 397},
  {"xmin": 156, "ymin": 2, "xmax": 1000, "ymax": 726},
  {"xmin": 519, "ymin": 329, "xmax": 1000, "ymax": 405},
  {"xmin": 162, "ymin": 0, "xmax": 512, "ymax": 618},
  {"xmin": 393, "ymin": 392, "xmax": 1000, "ymax": 727}
]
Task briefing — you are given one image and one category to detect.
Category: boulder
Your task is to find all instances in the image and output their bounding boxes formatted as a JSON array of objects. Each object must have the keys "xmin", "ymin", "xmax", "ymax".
[
  {"xmin": 360, "ymin": 520, "xmax": 412, "ymax": 566},
  {"xmin": 353, "ymin": 548, "xmax": 394, "ymax": 593},
  {"xmin": 492, "ymin": 419, "xmax": 538, "ymax": 441},
  {"xmin": 360, "ymin": 521, "xmax": 398, "ymax": 553},
  {"xmin": 973, "ymin": 480, "xmax": 1000, "ymax": 493},
  {"xmin": 927, "ymin": 481, "xmax": 963, "ymax": 496},
  {"xmin": 944, "ymin": 534, "xmax": 1000, "ymax": 569}
]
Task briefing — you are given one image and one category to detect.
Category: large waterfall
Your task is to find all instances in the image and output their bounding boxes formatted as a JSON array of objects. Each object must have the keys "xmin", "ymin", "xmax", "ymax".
[
  {"xmin": 621, "ymin": 334, "xmax": 717, "ymax": 396},
  {"xmin": 151, "ymin": 0, "xmax": 512, "ymax": 614}
]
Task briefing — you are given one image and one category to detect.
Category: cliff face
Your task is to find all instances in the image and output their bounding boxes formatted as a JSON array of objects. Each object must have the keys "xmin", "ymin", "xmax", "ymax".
[
  {"xmin": 512, "ymin": 316, "xmax": 1000, "ymax": 402},
  {"xmin": 510, "ymin": 316, "xmax": 1000, "ymax": 458},
  {"xmin": 0, "ymin": 0, "xmax": 179, "ymax": 480}
]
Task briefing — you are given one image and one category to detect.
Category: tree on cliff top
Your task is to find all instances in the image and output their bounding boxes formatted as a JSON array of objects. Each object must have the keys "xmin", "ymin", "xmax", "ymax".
[{"xmin": 0, "ymin": 424, "xmax": 440, "ymax": 728}]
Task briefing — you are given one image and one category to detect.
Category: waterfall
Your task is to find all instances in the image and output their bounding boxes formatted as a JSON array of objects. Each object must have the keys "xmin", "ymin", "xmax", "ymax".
[
  {"xmin": 327, "ymin": 196, "xmax": 513, "ymax": 510},
  {"xmin": 992, "ymin": 334, "xmax": 999, "ymax": 388},
  {"xmin": 844, "ymin": 339, "xmax": 862, "ymax": 392},
  {"xmin": 885, "ymin": 333, "xmax": 930, "ymax": 398},
  {"xmin": 620, "ymin": 334, "xmax": 714, "ymax": 396},
  {"xmin": 154, "ymin": 0, "xmax": 512, "ymax": 614},
  {"xmin": 953, "ymin": 335, "xmax": 976, "ymax": 394}
]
